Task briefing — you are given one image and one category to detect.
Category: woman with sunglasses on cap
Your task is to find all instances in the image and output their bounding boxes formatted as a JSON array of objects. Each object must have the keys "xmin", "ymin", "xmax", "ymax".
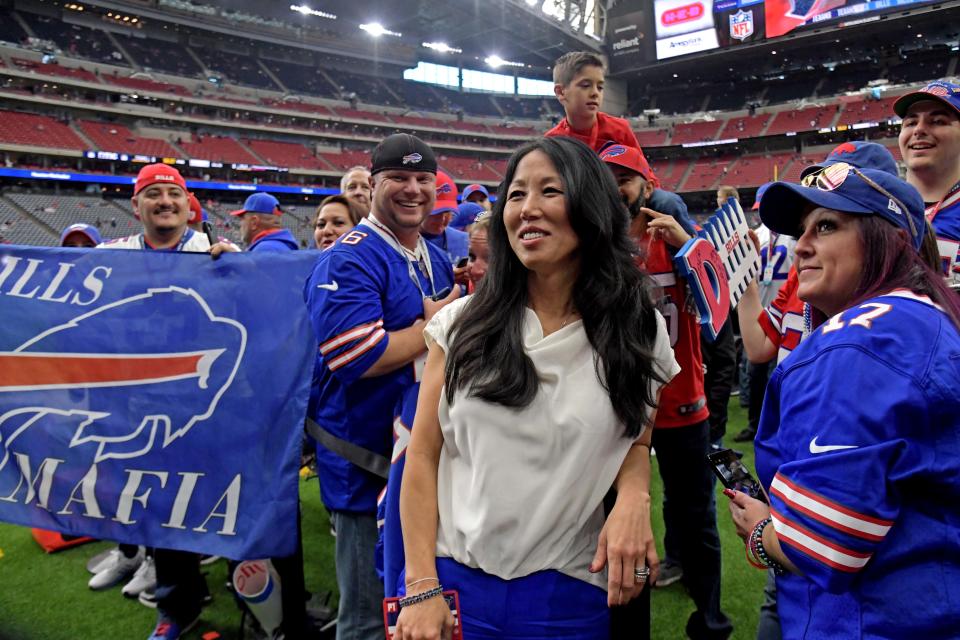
[
  {"xmin": 393, "ymin": 137, "xmax": 678, "ymax": 639},
  {"xmin": 725, "ymin": 162, "xmax": 960, "ymax": 639}
]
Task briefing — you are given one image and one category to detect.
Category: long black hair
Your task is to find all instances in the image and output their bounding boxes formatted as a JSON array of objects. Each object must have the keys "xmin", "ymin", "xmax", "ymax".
[{"xmin": 444, "ymin": 137, "xmax": 667, "ymax": 438}]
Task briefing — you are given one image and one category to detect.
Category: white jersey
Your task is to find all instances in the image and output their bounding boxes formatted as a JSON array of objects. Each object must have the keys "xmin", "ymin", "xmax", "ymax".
[{"xmin": 98, "ymin": 228, "xmax": 212, "ymax": 252}]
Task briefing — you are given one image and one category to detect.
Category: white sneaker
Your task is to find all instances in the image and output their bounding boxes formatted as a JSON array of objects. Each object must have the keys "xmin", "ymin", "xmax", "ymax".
[
  {"xmin": 88, "ymin": 547, "xmax": 144, "ymax": 590},
  {"xmin": 122, "ymin": 554, "xmax": 156, "ymax": 598},
  {"xmin": 87, "ymin": 547, "xmax": 118, "ymax": 575}
]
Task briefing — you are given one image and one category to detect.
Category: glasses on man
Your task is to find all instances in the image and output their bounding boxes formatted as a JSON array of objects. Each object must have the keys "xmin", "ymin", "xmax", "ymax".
[{"xmin": 799, "ymin": 162, "xmax": 919, "ymax": 245}]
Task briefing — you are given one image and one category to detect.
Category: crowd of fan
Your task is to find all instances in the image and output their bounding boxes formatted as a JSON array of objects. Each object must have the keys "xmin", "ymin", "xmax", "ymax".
[{"xmin": 4, "ymin": 45, "xmax": 959, "ymax": 640}]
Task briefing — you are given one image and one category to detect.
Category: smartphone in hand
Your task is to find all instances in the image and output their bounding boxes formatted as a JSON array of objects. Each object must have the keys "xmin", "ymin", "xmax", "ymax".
[{"xmin": 707, "ymin": 449, "xmax": 767, "ymax": 503}]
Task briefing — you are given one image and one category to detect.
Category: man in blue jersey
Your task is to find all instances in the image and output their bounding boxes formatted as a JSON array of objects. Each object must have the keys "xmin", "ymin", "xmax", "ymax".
[
  {"xmin": 895, "ymin": 80, "xmax": 960, "ymax": 283},
  {"xmin": 231, "ymin": 192, "xmax": 300, "ymax": 251},
  {"xmin": 305, "ymin": 133, "xmax": 457, "ymax": 640}
]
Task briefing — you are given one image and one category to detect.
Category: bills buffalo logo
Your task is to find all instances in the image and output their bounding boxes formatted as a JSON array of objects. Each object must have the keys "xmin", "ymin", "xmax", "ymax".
[
  {"xmin": 827, "ymin": 142, "xmax": 859, "ymax": 159},
  {"xmin": 402, "ymin": 153, "xmax": 423, "ymax": 165},
  {"xmin": 601, "ymin": 145, "xmax": 628, "ymax": 160},
  {"xmin": 729, "ymin": 10, "xmax": 753, "ymax": 41},
  {"xmin": 437, "ymin": 183, "xmax": 453, "ymax": 195},
  {"xmin": 0, "ymin": 287, "xmax": 246, "ymax": 470},
  {"xmin": 923, "ymin": 84, "xmax": 952, "ymax": 97}
]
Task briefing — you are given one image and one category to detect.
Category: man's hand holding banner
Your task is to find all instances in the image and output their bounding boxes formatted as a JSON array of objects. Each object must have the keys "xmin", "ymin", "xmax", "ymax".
[{"xmin": 0, "ymin": 246, "xmax": 318, "ymax": 560}]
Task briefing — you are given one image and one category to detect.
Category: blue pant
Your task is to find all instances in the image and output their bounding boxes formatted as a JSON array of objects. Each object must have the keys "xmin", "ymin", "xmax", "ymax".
[
  {"xmin": 333, "ymin": 510, "xmax": 384, "ymax": 640},
  {"xmin": 436, "ymin": 557, "xmax": 609, "ymax": 639}
]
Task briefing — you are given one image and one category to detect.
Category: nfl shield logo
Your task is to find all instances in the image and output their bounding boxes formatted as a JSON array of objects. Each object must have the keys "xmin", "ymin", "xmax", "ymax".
[{"xmin": 730, "ymin": 10, "xmax": 754, "ymax": 41}]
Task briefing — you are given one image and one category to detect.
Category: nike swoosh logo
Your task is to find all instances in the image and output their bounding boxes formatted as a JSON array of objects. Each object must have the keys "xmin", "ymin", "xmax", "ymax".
[
  {"xmin": 317, "ymin": 281, "xmax": 339, "ymax": 291},
  {"xmin": 809, "ymin": 436, "xmax": 858, "ymax": 454}
]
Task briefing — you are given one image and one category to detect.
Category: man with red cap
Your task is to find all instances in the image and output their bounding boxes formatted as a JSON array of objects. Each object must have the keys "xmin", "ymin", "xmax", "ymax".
[
  {"xmin": 101, "ymin": 164, "xmax": 233, "ymax": 254},
  {"xmin": 420, "ymin": 171, "xmax": 468, "ymax": 267},
  {"xmin": 601, "ymin": 144, "xmax": 734, "ymax": 640},
  {"xmin": 99, "ymin": 163, "xmax": 234, "ymax": 640}
]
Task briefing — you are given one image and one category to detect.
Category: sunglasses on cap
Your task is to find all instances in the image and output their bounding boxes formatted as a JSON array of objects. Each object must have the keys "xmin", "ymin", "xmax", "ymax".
[{"xmin": 799, "ymin": 162, "xmax": 919, "ymax": 245}]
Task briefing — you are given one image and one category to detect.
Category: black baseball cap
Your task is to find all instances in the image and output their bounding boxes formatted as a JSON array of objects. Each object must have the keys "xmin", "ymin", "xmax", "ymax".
[{"xmin": 370, "ymin": 133, "xmax": 437, "ymax": 175}]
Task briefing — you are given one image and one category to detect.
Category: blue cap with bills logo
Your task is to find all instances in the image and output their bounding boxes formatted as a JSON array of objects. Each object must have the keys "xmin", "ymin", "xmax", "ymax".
[
  {"xmin": 760, "ymin": 165, "xmax": 926, "ymax": 250},
  {"xmin": 451, "ymin": 202, "xmax": 485, "ymax": 230},
  {"xmin": 800, "ymin": 141, "xmax": 899, "ymax": 181},
  {"xmin": 59, "ymin": 223, "xmax": 102, "ymax": 246},
  {"xmin": 230, "ymin": 192, "xmax": 282, "ymax": 217},
  {"xmin": 893, "ymin": 80, "xmax": 960, "ymax": 118}
]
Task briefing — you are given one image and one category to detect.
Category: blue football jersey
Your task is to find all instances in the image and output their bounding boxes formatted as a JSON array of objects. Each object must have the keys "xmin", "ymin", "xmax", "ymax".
[
  {"xmin": 422, "ymin": 227, "xmax": 469, "ymax": 266},
  {"xmin": 755, "ymin": 291, "xmax": 960, "ymax": 638},
  {"xmin": 376, "ymin": 385, "xmax": 417, "ymax": 596},
  {"xmin": 928, "ymin": 182, "xmax": 960, "ymax": 283},
  {"xmin": 305, "ymin": 220, "xmax": 453, "ymax": 513}
]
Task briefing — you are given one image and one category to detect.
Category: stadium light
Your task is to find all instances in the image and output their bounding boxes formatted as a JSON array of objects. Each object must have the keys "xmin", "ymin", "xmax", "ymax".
[
  {"xmin": 423, "ymin": 42, "xmax": 462, "ymax": 54},
  {"xmin": 360, "ymin": 22, "xmax": 401, "ymax": 38},
  {"xmin": 485, "ymin": 55, "xmax": 523, "ymax": 68},
  {"xmin": 290, "ymin": 4, "xmax": 336, "ymax": 20}
]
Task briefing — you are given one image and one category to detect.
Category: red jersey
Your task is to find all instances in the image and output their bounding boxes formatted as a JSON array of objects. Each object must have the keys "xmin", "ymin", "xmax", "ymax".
[
  {"xmin": 639, "ymin": 236, "xmax": 708, "ymax": 428},
  {"xmin": 757, "ymin": 266, "xmax": 809, "ymax": 364},
  {"xmin": 545, "ymin": 112, "xmax": 640, "ymax": 154}
]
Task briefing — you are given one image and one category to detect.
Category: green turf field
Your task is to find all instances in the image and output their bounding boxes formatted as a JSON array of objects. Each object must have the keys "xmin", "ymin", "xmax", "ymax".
[{"xmin": 0, "ymin": 399, "xmax": 765, "ymax": 639}]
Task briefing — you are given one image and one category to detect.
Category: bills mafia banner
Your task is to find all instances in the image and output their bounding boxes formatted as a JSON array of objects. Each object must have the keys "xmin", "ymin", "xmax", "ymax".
[{"xmin": 0, "ymin": 246, "xmax": 318, "ymax": 559}]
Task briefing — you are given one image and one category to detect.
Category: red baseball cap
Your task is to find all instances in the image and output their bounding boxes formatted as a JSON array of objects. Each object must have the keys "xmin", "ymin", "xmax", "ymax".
[
  {"xmin": 135, "ymin": 163, "xmax": 187, "ymax": 195},
  {"xmin": 432, "ymin": 170, "xmax": 459, "ymax": 215},
  {"xmin": 600, "ymin": 145, "xmax": 655, "ymax": 183},
  {"xmin": 188, "ymin": 193, "xmax": 203, "ymax": 224}
]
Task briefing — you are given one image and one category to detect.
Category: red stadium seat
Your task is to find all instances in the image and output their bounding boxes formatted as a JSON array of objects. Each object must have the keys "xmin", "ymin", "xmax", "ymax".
[
  {"xmin": 0, "ymin": 110, "xmax": 87, "ymax": 150},
  {"xmin": 671, "ymin": 121, "xmax": 724, "ymax": 145},
  {"xmin": 77, "ymin": 121, "xmax": 181, "ymax": 158},
  {"xmin": 179, "ymin": 135, "xmax": 261, "ymax": 165}
]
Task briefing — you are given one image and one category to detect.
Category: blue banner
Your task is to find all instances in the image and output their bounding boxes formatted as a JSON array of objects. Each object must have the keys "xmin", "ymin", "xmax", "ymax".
[{"xmin": 0, "ymin": 246, "xmax": 318, "ymax": 559}]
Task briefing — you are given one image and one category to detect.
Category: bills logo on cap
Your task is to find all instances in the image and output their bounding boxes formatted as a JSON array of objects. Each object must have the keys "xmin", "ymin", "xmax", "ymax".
[
  {"xmin": 402, "ymin": 153, "xmax": 423, "ymax": 165},
  {"xmin": 729, "ymin": 10, "xmax": 753, "ymax": 41},
  {"xmin": 156, "ymin": 174, "xmax": 175, "ymax": 181},
  {"xmin": 924, "ymin": 84, "xmax": 950, "ymax": 97},
  {"xmin": 601, "ymin": 145, "xmax": 628, "ymax": 159},
  {"xmin": 828, "ymin": 142, "xmax": 857, "ymax": 159},
  {"xmin": 437, "ymin": 183, "xmax": 453, "ymax": 195}
]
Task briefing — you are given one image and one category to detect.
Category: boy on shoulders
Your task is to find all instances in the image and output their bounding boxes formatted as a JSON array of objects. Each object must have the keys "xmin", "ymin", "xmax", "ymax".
[{"xmin": 545, "ymin": 51, "xmax": 641, "ymax": 153}]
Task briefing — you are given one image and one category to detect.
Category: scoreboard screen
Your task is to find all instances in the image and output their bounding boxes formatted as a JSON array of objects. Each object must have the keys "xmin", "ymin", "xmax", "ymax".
[{"xmin": 642, "ymin": 0, "xmax": 940, "ymax": 61}]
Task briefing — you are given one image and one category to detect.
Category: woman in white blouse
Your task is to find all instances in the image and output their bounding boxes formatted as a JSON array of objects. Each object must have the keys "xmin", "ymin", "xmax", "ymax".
[{"xmin": 394, "ymin": 137, "xmax": 679, "ymax": 640}]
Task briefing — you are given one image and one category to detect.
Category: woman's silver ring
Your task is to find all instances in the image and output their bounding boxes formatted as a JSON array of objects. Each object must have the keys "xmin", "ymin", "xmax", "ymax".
[{"xmin": 634, "ymin": 566, "xmax": 650, "ymax": 584}]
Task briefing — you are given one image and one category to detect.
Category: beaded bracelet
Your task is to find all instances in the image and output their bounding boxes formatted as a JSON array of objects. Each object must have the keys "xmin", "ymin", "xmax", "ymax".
[
  {"xmin": 749, "ymin": 518, "xmax": 786, "ymax": 576},
  {"xmin": 398, "ymin": 585, "xmax": 444, "ymax": 608}
]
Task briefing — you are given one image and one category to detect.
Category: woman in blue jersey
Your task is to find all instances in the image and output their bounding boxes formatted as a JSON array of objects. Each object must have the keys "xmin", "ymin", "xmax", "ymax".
[
  {"xmin": 725, "ymin": 162, "xmax": 960, "ymax": 639},
  {"xmin": 394, "ymin": 136, "xmax": 679, "ymax": 639}
]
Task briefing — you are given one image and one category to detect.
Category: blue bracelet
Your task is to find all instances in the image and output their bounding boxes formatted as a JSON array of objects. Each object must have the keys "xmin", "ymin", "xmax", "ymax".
[{"xmin": 398, "ymin": 585, "xmax": 443, "ymax": 608}]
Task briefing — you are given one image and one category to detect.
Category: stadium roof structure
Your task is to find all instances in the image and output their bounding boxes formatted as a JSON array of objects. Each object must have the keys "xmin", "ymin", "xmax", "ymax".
[{"xmin": 83, "ymin": 0, "xmax": 604, "ymax": 70}]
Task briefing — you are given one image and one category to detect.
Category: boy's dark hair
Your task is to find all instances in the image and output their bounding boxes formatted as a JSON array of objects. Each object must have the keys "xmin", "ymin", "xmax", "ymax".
[{"xmin": 553, "ymin": 51, "xmax": 606, "ymax": 87}]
